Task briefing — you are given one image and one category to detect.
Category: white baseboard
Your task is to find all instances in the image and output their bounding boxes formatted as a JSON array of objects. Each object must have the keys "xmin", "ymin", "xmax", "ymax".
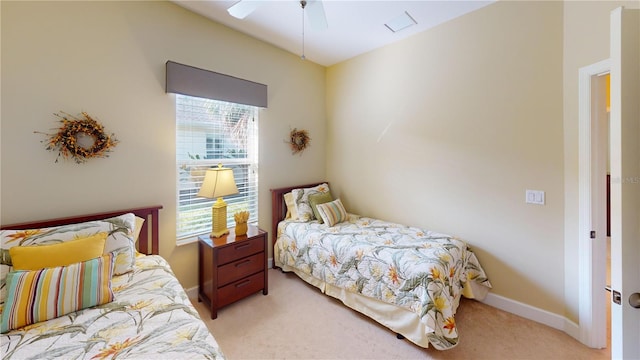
[
  {"xmin": 481, "ymin": 292, "xmax": 581, "ymax": 341},
  {"xmin": 564, "ymin": 318, "xmax": 581, "ymax": 342},
  {"xmin": 185, "ymin": 286, "xmax": 197, "ymax": 299},
  {"xmin": 271, "ymin": 257, "xmax": 582, "ymax": 341}
]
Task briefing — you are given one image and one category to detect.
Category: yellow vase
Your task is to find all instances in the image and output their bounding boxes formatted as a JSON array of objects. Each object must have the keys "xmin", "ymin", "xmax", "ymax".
[{"xmin": 235, "ymin": 222, "xmax": 248, "ymax": 236}]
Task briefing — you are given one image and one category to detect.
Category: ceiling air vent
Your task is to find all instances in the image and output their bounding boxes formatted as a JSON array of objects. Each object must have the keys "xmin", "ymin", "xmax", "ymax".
[{"xmin": 385, "ymin": 11, "xmax": 418, "ymax": 33}]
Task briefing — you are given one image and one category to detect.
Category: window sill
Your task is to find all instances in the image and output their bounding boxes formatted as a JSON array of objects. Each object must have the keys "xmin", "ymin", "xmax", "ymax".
[{"xmin": 176, "ymin": 234, "xmax": 205, "ymax": 247}]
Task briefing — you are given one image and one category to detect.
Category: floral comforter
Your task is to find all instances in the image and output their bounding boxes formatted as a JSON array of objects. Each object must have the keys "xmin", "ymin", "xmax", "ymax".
[
  {"xmin": 1, "ymin": 255, "xmax": 224, "ymax": 359},
  {"xmin": 275, "ymin": 215, "xmax": 491, "ymax": 350}
]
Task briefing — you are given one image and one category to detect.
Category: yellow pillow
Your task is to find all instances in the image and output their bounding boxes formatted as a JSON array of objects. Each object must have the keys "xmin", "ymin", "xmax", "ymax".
[
  {"xmin": 132, "ymin": 216, "xmax": 149, "ymax": 257},
  {"xmin": 10, "ymin": 232, "xmax": 108, "ymax": 270},
  {"xmin": 133, "ymin": 216, "xmax": 145, "ymax": 243},
  {"xmin": 284, "ymin": 192, "xmax": 299, "ymax": 220}
]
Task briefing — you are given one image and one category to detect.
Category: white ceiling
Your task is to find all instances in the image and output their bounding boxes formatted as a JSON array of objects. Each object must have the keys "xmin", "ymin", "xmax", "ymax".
[{"xmin": 173, "ymin": 0, "xmax": 496, "ymax": 66}]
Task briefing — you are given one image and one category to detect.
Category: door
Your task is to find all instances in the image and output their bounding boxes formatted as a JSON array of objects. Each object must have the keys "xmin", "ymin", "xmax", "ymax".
[{"xmin": 609, "ymin": 7, "xmax": 640, "ymax": 359}]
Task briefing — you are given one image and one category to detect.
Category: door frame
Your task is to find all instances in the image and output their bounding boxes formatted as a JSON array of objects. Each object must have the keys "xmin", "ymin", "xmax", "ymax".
[{"xmin": 578, "ymin": 58, "xmax": 610, "ymax": 348}]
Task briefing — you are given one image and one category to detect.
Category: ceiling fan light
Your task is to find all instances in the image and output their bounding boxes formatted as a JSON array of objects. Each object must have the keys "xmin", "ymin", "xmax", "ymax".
[{"xmin": 385, "ymin": 11, "xmax": 417, "ymax": 33}]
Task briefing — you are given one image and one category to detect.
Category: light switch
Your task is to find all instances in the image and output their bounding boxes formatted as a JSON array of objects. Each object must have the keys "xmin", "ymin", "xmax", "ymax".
[{"xmin": 526, "ymin": 190, "xmax": 545, "ymax": 205}]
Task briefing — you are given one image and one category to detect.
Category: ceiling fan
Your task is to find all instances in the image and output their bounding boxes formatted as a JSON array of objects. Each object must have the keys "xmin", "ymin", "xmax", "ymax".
[{"xmin": 227, "ymin": 0, "xmax": 328, "ymax": 31}]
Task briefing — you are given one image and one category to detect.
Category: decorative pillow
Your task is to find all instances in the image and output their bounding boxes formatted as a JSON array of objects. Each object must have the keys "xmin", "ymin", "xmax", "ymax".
[
  {"xmin": 291, "ymin": 183, "xmax": 330, "ymax": 221},
  {"xmin": 10, "ymin": 232, "xmax": 107, "ymax": 270},
  {"xmin": 133, "ymin": 216, "xmax": 145, "ymax": 244},
  {"xmin": 283, "ymin": 192, "xmax": 298, "ymax": 220},
  {"xmin": 316, "ymin": 198, "xmax": 348, "ymax": 227},
  {"xmin": 133, "ymin": 216, "xmax": 145, "ymax": 243},
  {"xmin": 0, "ymin": 213, "xmax": 136, "ymax": 314},
  {"xmin": 308, "ymin": 192, "xmax": 334, "ymax": 224},
  {"xmin": 133, "ymin": 216, "xmax": 146, "ymax": 256},
  {"xmin": 1, "ymin": 253, "xmax": 115, "ymax": 333}
]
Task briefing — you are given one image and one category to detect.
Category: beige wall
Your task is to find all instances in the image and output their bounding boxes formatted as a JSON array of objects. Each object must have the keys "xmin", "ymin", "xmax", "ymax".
[
  {"xmin": 0, "ymin": 1, "xmax": 326, "ymax": 289},
  {"xmin": 325, "ymin": 0, "xmax": 640, "ymax": 326},
  {"xmin": 327, "ymin": 1, "xmax": 566, "ymax": 314},
  {"xmin": 562, "ymin": 0, "xmax": 639, "ymax": 322}
]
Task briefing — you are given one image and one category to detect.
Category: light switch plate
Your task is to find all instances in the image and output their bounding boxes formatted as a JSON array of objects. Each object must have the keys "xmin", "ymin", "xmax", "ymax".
[{"xmin": 526, "ymin": 190, "xmax": 545, "ymax": 205}]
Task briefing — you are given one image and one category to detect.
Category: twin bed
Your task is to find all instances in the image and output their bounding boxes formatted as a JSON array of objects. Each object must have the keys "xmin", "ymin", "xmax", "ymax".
[
  {"xmin": 0, "ymin": 206, "xmax": 224, "ymax": 359},
  {"xmin": 271, "ymin": 182, "xmax": 492, "ymax": 350}
]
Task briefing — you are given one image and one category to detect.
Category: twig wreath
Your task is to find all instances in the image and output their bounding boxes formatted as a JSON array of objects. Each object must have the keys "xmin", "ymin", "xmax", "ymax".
[
  {"xmin": 286, "ymin": 128, "xmax": 311, "ymax": 155},
  {"xmin": 36, "ymin": 111, "xmax": 119, "ymax": 163}
]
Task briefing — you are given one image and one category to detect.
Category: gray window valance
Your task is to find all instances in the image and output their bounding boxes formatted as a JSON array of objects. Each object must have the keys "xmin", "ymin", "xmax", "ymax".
[{"xmin": 165, "ymin": 61, "xmax": 267, "ymax": 108}]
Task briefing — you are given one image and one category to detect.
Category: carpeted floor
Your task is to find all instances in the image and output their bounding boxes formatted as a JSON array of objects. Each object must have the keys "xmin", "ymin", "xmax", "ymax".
[{"xmin": 191, "ymin": 269, "xmax": 610, "ymax": 360}]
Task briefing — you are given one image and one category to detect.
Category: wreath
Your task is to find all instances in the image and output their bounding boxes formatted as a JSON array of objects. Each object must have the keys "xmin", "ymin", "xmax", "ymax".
[
  {"xmin": 37, "ymin": 111, "xmax": 119, "ymax": 163},
  {"xmin": 287, "ymin": 128, "xmax": 311, "ymax": 155}
]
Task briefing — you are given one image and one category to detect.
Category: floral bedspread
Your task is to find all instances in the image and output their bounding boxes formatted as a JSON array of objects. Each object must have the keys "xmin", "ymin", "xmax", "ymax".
[
  {"xmin": 275, "ymin": 215, "xmax": 491, "ymax": 350},
  {"xmin": 1, "ymin": 255, "xmax": 224, "ymax": 359}
]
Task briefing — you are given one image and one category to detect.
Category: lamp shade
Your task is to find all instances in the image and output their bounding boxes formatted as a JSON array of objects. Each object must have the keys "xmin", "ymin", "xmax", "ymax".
[{"xmin": 197, "ymin": 165, "xmax": 239, "ymax": 199}]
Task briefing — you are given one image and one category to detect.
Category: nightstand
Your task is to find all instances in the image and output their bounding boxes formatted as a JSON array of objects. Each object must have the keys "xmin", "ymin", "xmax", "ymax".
[{"xmin": 198, "ymin": 225, "xmax": 268, "ymax": 319}]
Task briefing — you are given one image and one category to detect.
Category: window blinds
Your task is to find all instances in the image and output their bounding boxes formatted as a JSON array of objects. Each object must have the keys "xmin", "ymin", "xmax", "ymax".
[{"xmin": 176, "ymin": 95, "xmax": 259, "ymax": 241}]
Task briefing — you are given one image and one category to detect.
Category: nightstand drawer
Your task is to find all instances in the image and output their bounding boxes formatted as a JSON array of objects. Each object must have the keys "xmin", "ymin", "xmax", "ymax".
[
  {"xmin": 218, "ymin": 253, "xmax": 265, "ymax": 287},
  {"xmin": 218, "ymin": 272, "xmax": 265, "ymax": 308},
  {"xmin": 217, "ymin": 236, "xmax": 264, "ymax": 265}
]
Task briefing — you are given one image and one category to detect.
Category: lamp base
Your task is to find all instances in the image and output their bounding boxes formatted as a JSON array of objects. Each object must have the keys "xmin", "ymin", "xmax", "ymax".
[
  {"xmin": 210, "ymin": 228, "xmax": 230, "ymax": 238},
  {"xmin": 210, "ymin": 197, "xmax": 229, "ymax": 238}
]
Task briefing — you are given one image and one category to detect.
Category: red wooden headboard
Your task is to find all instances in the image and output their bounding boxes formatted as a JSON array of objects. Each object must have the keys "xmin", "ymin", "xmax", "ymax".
[
  {"xmin": 270, "ymin": 182, "xmax": 326, "ymax": 268},
  {"xmin": 1, "ymin": 205, "xmax": 163, "ymax": 255}
]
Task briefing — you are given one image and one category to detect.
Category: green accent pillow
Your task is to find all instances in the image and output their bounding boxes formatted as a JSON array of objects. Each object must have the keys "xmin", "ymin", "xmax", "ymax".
[{"xmin": 308, "ymin": 192, "xmax": 334, "ymax": 223}]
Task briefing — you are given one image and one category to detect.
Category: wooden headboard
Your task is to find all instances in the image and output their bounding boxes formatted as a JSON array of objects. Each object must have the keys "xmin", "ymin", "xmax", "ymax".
[
  {"xmin": 1, "ymin": 205, "xmax": 163, "ymax": 255},
  {"xmin": 270, "ymin": 182, "xmax": 326, "ymax": 268}
]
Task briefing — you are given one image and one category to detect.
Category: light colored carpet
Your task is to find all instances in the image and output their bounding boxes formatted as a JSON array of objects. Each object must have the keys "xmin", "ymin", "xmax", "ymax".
[{"xmin": 191, "ymin": 269, "xmax": 610, "ymax": 360}]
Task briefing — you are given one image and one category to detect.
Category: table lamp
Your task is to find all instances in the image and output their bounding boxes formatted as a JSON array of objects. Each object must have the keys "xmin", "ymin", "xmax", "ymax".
[{"xmin": 197, "ymin": 164, "xmax": 239, "ymax": 238}]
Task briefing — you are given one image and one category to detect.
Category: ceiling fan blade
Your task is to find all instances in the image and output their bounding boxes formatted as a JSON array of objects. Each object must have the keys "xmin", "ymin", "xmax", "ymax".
[
  {"xmin": 227, "ymin": 1, "xmax": 263, "ymax": 19},
  {"xmin": 305, "ymin": 0, "xmax": 328, "ymax": 30}
]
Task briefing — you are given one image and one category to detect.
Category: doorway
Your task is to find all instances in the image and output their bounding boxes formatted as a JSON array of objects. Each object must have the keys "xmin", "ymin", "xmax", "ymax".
[
  {"xmin": 593, "ymin": 72, "xmax": 611, "ymax": 352},
  {"xmin": 577, "ymin": 59, "xmax": 610, "ymax": 349}
]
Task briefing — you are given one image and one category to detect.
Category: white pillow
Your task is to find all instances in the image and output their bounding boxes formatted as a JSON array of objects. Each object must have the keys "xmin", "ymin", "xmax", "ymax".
[{"xmin": 291, "ymin": 183, "xmax": 330, "ymax": 221}]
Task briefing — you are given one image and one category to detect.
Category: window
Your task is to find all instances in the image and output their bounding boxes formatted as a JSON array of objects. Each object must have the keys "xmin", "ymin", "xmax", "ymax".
[
  {"xmin": 166, "ymin": 61, "xmax": 266, "ymax": 243},
  {"xmin": 176, "ymin": 94, "xmax": 259, "ymax": 242}
]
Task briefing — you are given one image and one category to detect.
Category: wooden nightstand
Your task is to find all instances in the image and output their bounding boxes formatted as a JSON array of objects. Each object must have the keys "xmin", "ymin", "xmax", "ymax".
[{"xmin": 198, "ymin": 225, "xmax": 268, "ymax": 319}]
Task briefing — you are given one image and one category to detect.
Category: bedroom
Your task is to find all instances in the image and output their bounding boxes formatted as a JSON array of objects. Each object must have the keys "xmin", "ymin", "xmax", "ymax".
[{"xmin": 1, "ymin": 0, "xmax": 639, "ymax": 357}]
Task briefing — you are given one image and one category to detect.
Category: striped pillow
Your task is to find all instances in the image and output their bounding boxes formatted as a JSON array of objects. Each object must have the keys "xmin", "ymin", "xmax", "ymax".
[
  {"xmin": 0, "ymin": 253, "xmax": 115, "ymax": 333},
  {"xmin": 316, "ymin": 198, "xmax": 348, "ymax": 227}
]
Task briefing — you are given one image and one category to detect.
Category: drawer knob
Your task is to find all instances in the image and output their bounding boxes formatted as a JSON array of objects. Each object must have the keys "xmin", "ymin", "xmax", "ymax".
[
  {"xmin": 235, "ymin": 243, "xmax": 251, "ymax": 250},
  {"xmin": 235, "ymin": 279, "xmax": 251, "ymax": 288},
  {"xmin": 235, "ymin": 259, "xmax": 252, "ymax": 267}
]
